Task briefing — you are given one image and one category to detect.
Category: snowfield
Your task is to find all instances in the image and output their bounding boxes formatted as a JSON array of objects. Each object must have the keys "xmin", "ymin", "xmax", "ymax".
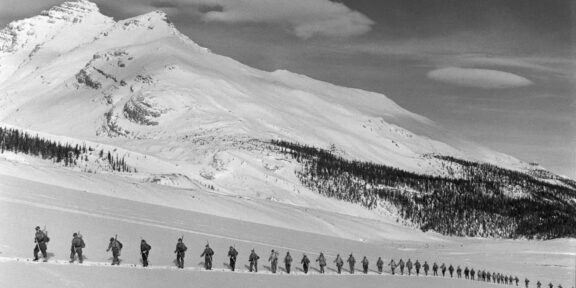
[
  {"xmin": 0, "ymin": 1, "xmax": 575, "ymax": 287},
  {"xmin": 0, "ymin": 154, "xmax": 574, "ymax": 287}
]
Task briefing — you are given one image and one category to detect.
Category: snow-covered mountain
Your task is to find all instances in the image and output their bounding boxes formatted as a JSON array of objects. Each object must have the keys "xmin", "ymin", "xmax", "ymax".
[
  {"xmin": 1, "ymin": 2, "xmax": 575, "ymax": 286},
  {"xmin": 0, "ymin": 0, "xmax": 573, "ymax": 232},
  {"xmin": 0, "ymin": 0, "xmax": 527, "ymax": 172}
]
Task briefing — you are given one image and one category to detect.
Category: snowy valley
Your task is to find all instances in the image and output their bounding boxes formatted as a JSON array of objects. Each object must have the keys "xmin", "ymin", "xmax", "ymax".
[{"xmin": 0, "ymin": 1, "xmax": 574, "ymax": 287}]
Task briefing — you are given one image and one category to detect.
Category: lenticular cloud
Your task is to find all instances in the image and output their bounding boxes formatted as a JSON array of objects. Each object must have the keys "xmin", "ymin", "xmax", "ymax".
[{"xmin": 427, "ymin": 67, "xmax": 533, "ymax": 89}]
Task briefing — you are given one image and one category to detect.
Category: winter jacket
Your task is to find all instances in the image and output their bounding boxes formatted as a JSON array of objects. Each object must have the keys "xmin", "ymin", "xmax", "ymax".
[
  {"xmin": 175, "ymin": 243, "xmax": 187, "ymax": 254},
  {"xmin": 316, "ymin": 254, "xmax": 326, "ymax": 266},
  {"xmin": 140, "ymin": 242, "xmax": 151, "ymax": 252},
  {"xmin": 249, "ymin": 251, "xmax": 259, "ymax": 263}
]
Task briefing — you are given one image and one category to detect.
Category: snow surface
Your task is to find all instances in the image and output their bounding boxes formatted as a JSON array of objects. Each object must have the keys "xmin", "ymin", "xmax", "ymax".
[
  {"xmin": 0, "ymin": 154, "xmax": 574, "ymax": 288},
  {"xmin": 0, "ymin": 1, "xmax": 574, "ymax": 287}
]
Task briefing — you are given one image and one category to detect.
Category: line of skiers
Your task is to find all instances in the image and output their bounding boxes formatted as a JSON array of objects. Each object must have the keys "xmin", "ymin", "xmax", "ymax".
[{"xmin": 32, "ymin": 227, "xmax": 568, "ymax": 288}]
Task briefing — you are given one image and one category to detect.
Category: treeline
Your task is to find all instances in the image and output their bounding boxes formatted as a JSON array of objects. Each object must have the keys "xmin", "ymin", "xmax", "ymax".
[
  {"xmin": 270, "ymin": 140, "xmax": 576, "ymax": 239},
  {"xmin": 0, "ymin": 127, "xmax": 133, "ymax": 172}
]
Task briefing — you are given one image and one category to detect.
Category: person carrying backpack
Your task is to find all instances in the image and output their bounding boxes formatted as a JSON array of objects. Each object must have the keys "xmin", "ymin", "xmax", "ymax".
[
  {"xmin": 249, "ymin": 249, "xmax": 260, "ymax": 272},
  {"xmin": 406, "ymin": 259, "xmax": 413, "ymax": 275},
  {"xmin": 70, "ymin": 232, "xmax": 85, "ymax": 264},
  {"xmin": 140, "ymin": 239, "xmax": 151, "ymax": 267},
  {"xmin": 389, "ymin": 259, "xmax": 397, "ymax": 275},
  {"xmin": 361, "ymin": 256, "xmax": 369, "ymax": 274},
  {"xmin": 174, "ymin": 238, "xmax": 187, "ymax": 269},
  {"xmin": 33, "ymin": 226, "xmax": 49, "ymax": 262},
  {"xmin": 200, "ymin": 244, "xmax": 215, "ymax": 270},
  {"xmin": 347, "ymin": 254, "xmax": 356, "ymax": 274},
  {"xmin": 301, "ymin": 254, "xmax": 310, "ymax": 274},
  {"xmin": 268, "ymin": 249, "xmax": 279, "ymax": 273},
  {"xmin": 228, "ymin": 246, "xmax": 238, "ymax": 271},
  {"xmin": 334, "ymin": 254, "xmax": 344, "ymax": 274},
  {"xmin": 284, "ymin": 251, "xmax": 293, "ymax": 274},
  {"xmin": 106, "ymin": 236, "xmax": 123, "ymax": 265},
  {"xmin": 376, "ymin": 257, "xmax": 384, "ymax": 274},
  {"xmin": 316, "ymin": 252, "xmax": 326, "ymax": 274}
]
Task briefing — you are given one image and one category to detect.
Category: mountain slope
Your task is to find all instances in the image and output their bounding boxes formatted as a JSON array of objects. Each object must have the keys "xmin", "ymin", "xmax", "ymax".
[
  {"xmin": 0, "ymin": 0, "xmax": 520, "ymax": 173},
  {"xmin": 0, "ymin": 0, "xmax": 574, "ymax": 239}
]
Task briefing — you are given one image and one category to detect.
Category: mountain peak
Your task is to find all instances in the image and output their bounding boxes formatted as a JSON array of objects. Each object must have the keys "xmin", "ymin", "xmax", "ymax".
[{"xmin": 40, "ymin": 0, "xmax": 101, "ymax": 22}]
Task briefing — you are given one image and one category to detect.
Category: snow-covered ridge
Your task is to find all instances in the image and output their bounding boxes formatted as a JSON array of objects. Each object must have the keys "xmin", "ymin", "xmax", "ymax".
[
  {"xmin": 0, "ymin": 0, "xmax": 568, "ymax": 196},
  {"xmin": 0, "ymin": 0, "xmax": 106, "ymax": 53},
  {"xmin": 40, "ymin": 0, "xmax": 100, "ymax": 21}
]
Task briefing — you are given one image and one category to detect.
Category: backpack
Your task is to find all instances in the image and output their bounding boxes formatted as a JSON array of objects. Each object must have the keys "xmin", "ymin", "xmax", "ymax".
[
  {"xmin": 72, "ymin": 237, "xmax": 83, "ymax": 247},
  {"xmin": 112, "ymin": 240, "xmax": 123, "ymax": 250}
]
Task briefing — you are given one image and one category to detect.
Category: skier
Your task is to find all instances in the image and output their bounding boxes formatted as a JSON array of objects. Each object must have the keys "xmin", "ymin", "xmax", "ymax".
[
  {"xmin": 301, "ymin": 254, "xmax": 310, "ymax": 274},
  {"xmin": 228, "ymin": 246, "xmax": 238, "ymax": 271},
  {"xmin": 33, "ymin": 226, "xmax": 49, "ymax": 262},
  {"xmin": 268, "ymin": 249, "xmax": 279, "ymax": 273},
  {"xmin": 487, "ymin": 271, "xmax": 492, "ymax": 282},
  {"xmin": 389, "ymin": 259, "xmax": 397, "ymax": 275},
  {"xmin": 470, "ymin": 268, "xmax": 475, "ymax": 280},
  {"xmin": 548, "ymin": 283, "xmax": 553, "ymax": 288},
  {"xmin": 140, "ymin": 239, "xmax": 151, "ymax": 267},
  {"xmin": 69, "ymin": 232, "xmax": 85, "ymax": 264},
  {"xmin": 284, "ymin": 251, "xmax": 293, "ymax": 274},
  {"xmin": 432, "ymin": 262, "xmax": 438, "ymax": 276},
  {"xmin": 174, "ymin": 238, "xmax": 187, "ymax": 269},
  {"xmin": 464, "ymin": 266, "xmax": 470, "ymax": 279},
  {"xmin": 249, "ymin": 249, "xmax": 259, "ymax": 272},
  {"xmin": 448, "ymin": 264, "xmax": 454, "ymax": 277},
  {"xmin": 536, "ymin": 281, "xmax": 541, "ymax": 288},
  {"xmin": 376, "ymin": 257, "xmax": 384, "ymax": 274},
  {"xmin": 200, "ymin": 243, "xmax": 214, "ymax": 270},
  {"xmin": 334, "ymin": 254, "xmax": 344, "ymax": 274},
  {"xmin": 415, "ymin": 260, "xmax": 421, "ymax": 276},
  {"xmin": 515, "ymin": 276, "xmax": 519, "ymax": 286},
  {"xmin": 493, "ymin": 272, "xmax": 497, "ymax": 283},
  {"xmin": 361, "ymin": 256, "xmax": 369, "ymax": 274},
  {"xmin": 525, "ymin": 278, "xmax": 530, "ymax": 288},
  {"xmin": 347, "ymin": 253, "xmax": 356, "ymax": 274},
  {"xmin": 423, "ymin": 261, "xmax": 430, "ymax": 276},
  {"xmin": 106, "ymin": 236, "xmax": 123, "ymax": 265},
  {"xmin": 398, "ymin": 258, "xmax": 405, "ymax": 275},
  {"xmin": 316, "ymin": 252, "xmax": 326, "ymax": 274},
  {"xmin": 440, "ymin": 263, "xmax": 447, "ymax": 277},
  {"xmin": 406, "ymin": 259, "xmax": 413, "ymax": 275}
]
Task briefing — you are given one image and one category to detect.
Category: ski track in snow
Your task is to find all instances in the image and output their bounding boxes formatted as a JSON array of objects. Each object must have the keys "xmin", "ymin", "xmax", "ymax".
[
  {"xmin": 0, "ymin": 256, "xmax": 395, "ymax": 276},
  {"xmin": 0, "ymin": 196, "xmax": 320, "ymax": 255}
]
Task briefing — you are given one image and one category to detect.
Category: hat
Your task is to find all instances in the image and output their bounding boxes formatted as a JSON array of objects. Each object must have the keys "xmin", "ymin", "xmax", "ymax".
[
  {"xmin": 178, "ymin": 238, "xmax": 182, "ymax": 241},
  {"xmin": 73, "ymin": 233, "xmax": 78, "ymax": 237},
  {"xmin": 35, "ymin": 226, "xmax": 40, "ymax": 230},
  {"xmin": 110, "ymin": 237, "xmax": 114, "ymax": 241}
]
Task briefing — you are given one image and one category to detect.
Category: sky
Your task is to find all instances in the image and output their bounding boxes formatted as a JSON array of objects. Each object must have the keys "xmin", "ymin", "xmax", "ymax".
[{"xmin": 0, "ymin": 0, "xmax": 574, "ymax": 177}]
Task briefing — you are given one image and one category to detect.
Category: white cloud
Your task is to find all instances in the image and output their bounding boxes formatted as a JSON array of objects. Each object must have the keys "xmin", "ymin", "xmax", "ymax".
[
  {"xmin": 195, "ymin": 0, "xmax": 374, "ymax": 39},
  {"xmin": 427, "ymin": 67, "xmax": 533, "ymax": 89}
]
